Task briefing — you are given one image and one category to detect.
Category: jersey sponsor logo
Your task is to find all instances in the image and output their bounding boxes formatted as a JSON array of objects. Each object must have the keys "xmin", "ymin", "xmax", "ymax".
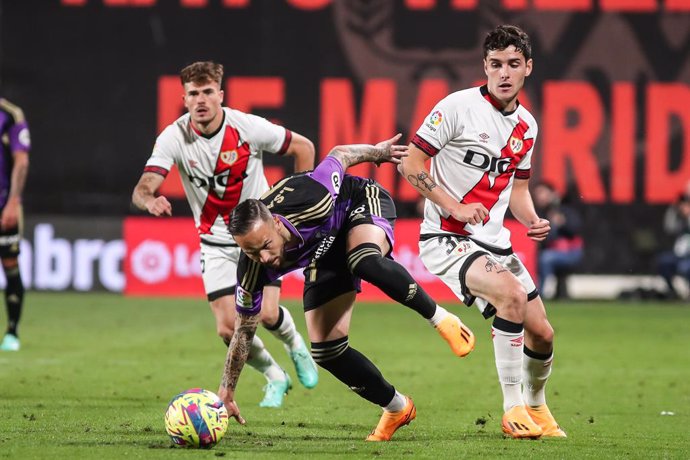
[
  {"xmin": 188, "ymin": 159, "xmax": 198, "ymax": 169},
  {"xmin": 236, "ymin": 286, "xmax": 252, "ymax": 309},
  {"xmin": 479, "ymin": 132, "xmax": 490, "ymax": 143},
  {"xmin": 313, "ymin": 234, "xmax": 336, "ymax": 261},
  {"xmin": 463, "ymin": 150, "xmax": 512, "ymax": 174},
  {"xmin": 425, "ymin": 110, "xmax": 444, "ymax": 132},
  {"xmin": 18, "ymin": 127, "xmax": 30, "ymax": 148},
  {"xmin": 331, "ymin": 172, "xmax": 341, "ymax": 193},
  {"xmin": 441, "ymin": 116, "xmax": 534, "ymax": 235}
]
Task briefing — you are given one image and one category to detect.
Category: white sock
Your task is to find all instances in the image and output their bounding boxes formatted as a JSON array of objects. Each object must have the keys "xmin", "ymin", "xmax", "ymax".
[
  {"xmin": 522, "ymin": 348, "xmax": 553, "ymax": 407},
  {"xmin": 247, "ymin": 334, "xmax": 285, "ymax": 382},
  {"xmin": 492, "ymin": 318, "xmax": 525, "ymax": 413},
  {"xmin": 267, "ymin": 306, "xmax": 302, "ymax": 350},
  {"xmin": 428, "ymin": 305, "xmax": 449, "ymax": 327},
  {"xmin": 383, "ymin": 390, "xmax": 407, "ymax": 412}
]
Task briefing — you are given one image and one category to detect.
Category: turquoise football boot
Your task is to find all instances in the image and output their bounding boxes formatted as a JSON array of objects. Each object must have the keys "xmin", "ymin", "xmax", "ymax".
[
  {"xmin": 287, "ymin": 337, "xmax": 318, "ymax": 389},
  {"xmin": 259, "ymin": 372, "xmax": 292, "ymax": 408},
  {"xmin": 0, "ymin": 333, "xmax": 20, "ymax": 351}
]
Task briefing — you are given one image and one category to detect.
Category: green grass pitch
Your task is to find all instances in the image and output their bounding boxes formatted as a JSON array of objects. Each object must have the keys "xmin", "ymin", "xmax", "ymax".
[{"xmin": 0, "ymin": 293, "xmax": 688, "ymax": 459}]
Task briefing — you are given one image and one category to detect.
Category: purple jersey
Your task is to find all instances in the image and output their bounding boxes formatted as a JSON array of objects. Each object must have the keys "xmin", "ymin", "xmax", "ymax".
[
  {"xmin": 0, "ymin": 99, "xmax": 30, "ymax": 208},
  {"xmin": 235, "ymin": 156, "xmax": 394, "ymax": 315}
]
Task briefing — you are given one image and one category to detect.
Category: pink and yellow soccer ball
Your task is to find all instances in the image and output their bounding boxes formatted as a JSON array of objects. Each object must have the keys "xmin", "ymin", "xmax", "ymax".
[{"xmin": 164, "ymin": 388, "xmax": 229, "ymax": 448}]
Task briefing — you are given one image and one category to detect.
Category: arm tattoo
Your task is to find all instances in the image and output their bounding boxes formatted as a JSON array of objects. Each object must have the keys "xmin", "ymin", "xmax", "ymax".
[
  {"xmin": 220, "ymin": 312, "xmax": 259, "ymax": 390},
  {"xmin": 484, "ymin": 257, "xmax": 507, "ymax": 274},
  {"xmin": 328, "ymin": 144, "xmax": 386, "ymax": 169},
  {"xmin": 407, "ymin": 172, "xmax": 437, "ymax": 192}
]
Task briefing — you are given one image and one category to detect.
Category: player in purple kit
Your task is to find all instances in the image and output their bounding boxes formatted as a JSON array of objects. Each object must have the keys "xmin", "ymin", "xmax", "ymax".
[
  {"xmin": 0, "ymin": 99, "xmax": 30, "ymax": 352},
  {"xmin": 218, "ymin": 134, "xmax": 476, "ymax": 442}
]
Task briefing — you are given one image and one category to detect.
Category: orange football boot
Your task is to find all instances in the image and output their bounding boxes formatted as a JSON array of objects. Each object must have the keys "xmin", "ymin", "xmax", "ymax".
[
  {"xmin": 435, "ymin": 314, "xmax": 475, "ymax": 357},
  {"xmin": 501, "ymin": 405, "xmax": 543, "ymax": 439},
  {"xmin": 365, "ymin": 396, "xmax": 417, "ymax": 441},
  {"xmin": 526, "ymin": 404, "xmax": 567, "ymax": 437}
]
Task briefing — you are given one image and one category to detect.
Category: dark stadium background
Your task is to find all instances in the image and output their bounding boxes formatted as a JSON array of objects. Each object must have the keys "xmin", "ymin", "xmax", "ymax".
[{"xmin": 2, "ymin": 0, "xmax": 689, "ymax": 282}]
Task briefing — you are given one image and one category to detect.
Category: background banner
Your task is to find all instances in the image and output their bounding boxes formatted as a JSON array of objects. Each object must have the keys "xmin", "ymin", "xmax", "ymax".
[{"xmin": 3, "ymin": 1, "xmax": 689, "ymax": 275}]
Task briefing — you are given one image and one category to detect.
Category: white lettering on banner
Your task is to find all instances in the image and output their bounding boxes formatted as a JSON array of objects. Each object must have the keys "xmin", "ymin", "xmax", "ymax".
[
  {"xmin": 100, "ymin": 241, "xmax": 125, "ymax": 291},
  {"xmin": 130, "ymin": 240, "xmax": 172, "ymax": 284},
  {"xmin": 129, "ymin": 240, "xmax": 202, "ymax": 285},
  {"xmin": 74, "ymin": 239, "xmax": 104, "ymax": 291},
  {"xmin": 35, "ymin": 224, "xmax": 72, "ymax": 289},
  {"xmin": 0, "ymin": 223, "xmax": 126, "ymax": 292},
  {"xmin": 174, "ymin": 245, "xmax": 201, "ymax": 277}
]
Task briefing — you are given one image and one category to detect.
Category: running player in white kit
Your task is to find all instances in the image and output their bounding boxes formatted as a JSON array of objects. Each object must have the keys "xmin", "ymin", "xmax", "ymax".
[
  {"xmin": 399, "ymin": 25, "xmax": 566, "ymax": 439},
  {"xmin": 132, "ymin": 61, "xmax": 318, "ymax": 408}
]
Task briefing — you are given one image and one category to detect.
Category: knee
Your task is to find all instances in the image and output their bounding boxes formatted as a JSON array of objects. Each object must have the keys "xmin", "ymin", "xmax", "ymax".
[
  {"xmin": 216, "ymin": 324, "xmax": 235, "ymax": 343},
  {"xmin": 494, "ymin": 284, "xmax": 528, "ymax": 318},
  {"xmin": 346, "ymin": 243, "xmax": 381, "ymax": 276},
  {"xmin": 528, "ymin": 321, "xmax": 554, "ymax": 349}
]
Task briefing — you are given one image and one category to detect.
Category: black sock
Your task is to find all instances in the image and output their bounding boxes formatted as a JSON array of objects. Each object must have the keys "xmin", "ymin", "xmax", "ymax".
[
  {"xmin": 4, "ymin": 266, "xmax": 24, "ymax": 337},
  {"xmin": 311, "ymin": 336, "xmax": 395, "ymax": 406},
  {"xmin": 347, "ymin": 243, "xmax": 436, "ymax": 319}
]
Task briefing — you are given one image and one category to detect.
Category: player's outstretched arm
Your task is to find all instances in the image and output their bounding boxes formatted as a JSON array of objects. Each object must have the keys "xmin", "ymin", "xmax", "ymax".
[
  {"xmin": 218, "ymin": 311, "xmax": 259, "ymax": 425},
  {"xmin": 132, "ymin": 172, "xmax": 172, "ymax": 216},
  {"xmin": 285, "ymin": 131, "xmax": 315, "ymax": 172},
  {"xmin": 399, "ymin": 144, "xmax": 488, "ymax": 225},
  {"xmin": 327, "ymin": 133, "xmax": 408, "ymax": 170}
]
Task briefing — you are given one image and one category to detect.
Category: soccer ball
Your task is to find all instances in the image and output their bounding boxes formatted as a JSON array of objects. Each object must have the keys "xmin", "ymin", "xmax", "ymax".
[{"xmin": 164, "ymin": 388, "xmax": 229, "ymax": 448}]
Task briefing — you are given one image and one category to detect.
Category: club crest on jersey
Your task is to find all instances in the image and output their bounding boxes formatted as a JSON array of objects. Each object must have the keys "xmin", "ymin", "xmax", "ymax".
[
  {"xmin": 425, "ymin": 110, "xmax": 444, "ymax": 132},
  {"xmin": 509, "ymin": 136, "xmax": 523, "ymax": 153},
  {"xmin": 220, "ymin": 149, "xmax": 238, "ymax": 166}
]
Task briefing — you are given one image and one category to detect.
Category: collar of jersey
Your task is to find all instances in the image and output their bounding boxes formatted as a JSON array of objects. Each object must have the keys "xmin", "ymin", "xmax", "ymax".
[
  {"xmin": 275, "ymin": 214, "xmax": 305, "ymax": 250},
  {"xmin": 480, "ymin": 85, "xmax": 520, "ymax": 117},
  {"xmin": 190, "ymin": 109, "xmax": 226, "ymax": 139}
]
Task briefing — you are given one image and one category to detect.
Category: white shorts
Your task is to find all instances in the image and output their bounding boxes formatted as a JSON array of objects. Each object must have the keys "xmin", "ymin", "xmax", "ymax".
[
  {"xmin": 419, "ymin": 235, "xmax": 537, "ymax": 318},
  {"xmin": 200, "ymin": 243, "xmax": 282, "ymax": 301},
  {"xmin": 200, "ymin": 243, "xmax": 242, "ymax": 301}
]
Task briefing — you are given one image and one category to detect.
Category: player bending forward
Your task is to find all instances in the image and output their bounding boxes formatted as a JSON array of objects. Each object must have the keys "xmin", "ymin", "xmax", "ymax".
[
  {"xmin": 132, "ymin": 61, "xmax": 318, "ymax": 408},
  {"xmin": 219, "ymin": 134, "xmax": 475, "ymax": 441},
  {"xmin": 399, "ymin": 25, "xmax": 566, "ymax": 439}
]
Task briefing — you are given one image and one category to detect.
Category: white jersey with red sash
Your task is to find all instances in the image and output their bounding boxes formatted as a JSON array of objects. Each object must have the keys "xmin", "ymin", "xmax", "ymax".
[
  {"xmin": 412, "ymin": 85, "xmax": 537, "ymax": 251},
  {"xmin": 144, "ymin": 107, "xmax": 291, "ymax": 246}
]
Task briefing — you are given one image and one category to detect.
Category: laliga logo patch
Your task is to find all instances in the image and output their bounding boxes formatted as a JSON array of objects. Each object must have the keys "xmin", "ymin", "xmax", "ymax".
[
  {"xmin": 236, "ymin": 286, "xmax": 252, "ymax": 309},
  {"xmin": 429, "ymin": 110, "xmax": 443, "ymax": 126},
  {"xmin": 425, "ymin": 110, "xmax": 444, "ymax": 132},
  {"xmin": 509, "ymin": 136, "xmax": 523, "ymax": 153},
  {"xmin": 220, "ymin": 150, "xmax": 238, "ymax": 166}
]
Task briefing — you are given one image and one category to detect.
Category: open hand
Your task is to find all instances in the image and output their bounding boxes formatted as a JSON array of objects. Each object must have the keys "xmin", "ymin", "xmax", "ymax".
[{"xmin": 374, "ymin": 133, "xmax": 409, "ymax": 166}]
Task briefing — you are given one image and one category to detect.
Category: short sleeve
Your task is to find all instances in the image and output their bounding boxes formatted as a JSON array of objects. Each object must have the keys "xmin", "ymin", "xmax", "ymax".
[
  {"xmin": 308, "ymin": 156, "xmax": 343, "ymax": 198},
  {"xmin": 235, "ymin": 254, "xmax": 266, "ymax": 316},
  {"xmin": 8, "ymin": 121, "xmax": 30, "ymax": 153},
  {"xmin": 144, "ymin": 126, "xmax": 177, "ymax": 176},
  {"xmin": 234, "ymin": 110, "xmax": 290, "ymax": 155},
  {"xmin": 413, "ymin": 95, "xmax": 461, "ymax": 157}
]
